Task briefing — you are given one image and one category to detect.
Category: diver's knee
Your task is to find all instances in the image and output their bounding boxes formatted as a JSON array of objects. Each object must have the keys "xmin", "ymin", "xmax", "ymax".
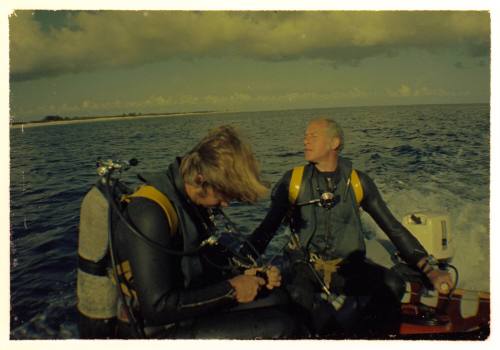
[
  {"xmin": 384, "ymin": 271, "xmax": 406, "ymax": 301},
  {"xmin": 265, "ymin": 309, "xmax": 301, "ymax": 338}
]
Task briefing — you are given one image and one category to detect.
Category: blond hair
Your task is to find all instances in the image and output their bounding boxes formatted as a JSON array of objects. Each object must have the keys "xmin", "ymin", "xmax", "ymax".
[{"xmin": 180, "ymin": 125, "xmax": 268, "ymax": 203}]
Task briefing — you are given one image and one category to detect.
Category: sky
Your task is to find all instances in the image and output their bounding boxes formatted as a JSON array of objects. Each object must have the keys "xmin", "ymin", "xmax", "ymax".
[{"xmin": 7, "ymin": 9, "xmax": 491, "ymax": 122}]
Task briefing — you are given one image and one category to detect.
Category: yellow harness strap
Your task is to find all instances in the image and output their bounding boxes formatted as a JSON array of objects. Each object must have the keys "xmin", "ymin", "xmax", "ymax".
[
  {"xmin": 289, "ymin": 165, "xmax": 363, "ymax": 206},
  {"xmin": 122, "ymin": 185, "xmax": 179, "ymax": 234},
  {"xmin": 350, "ymin": 169, "xmax": 364, "ymax": 207},
  {"xmin": 289, "ymin": 166, "xmax": 305, "ymax": 203},
  {"xmin": 108, "ymin": 260, "xmax": 138, "ymax": 303},
  {"xmin": 115, "ymin": 260, "xmax": 138, "ymax": 300}
]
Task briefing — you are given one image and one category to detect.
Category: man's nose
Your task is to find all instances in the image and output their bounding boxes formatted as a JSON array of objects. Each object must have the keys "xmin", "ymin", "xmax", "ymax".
[{"xmin": 219, "ymin": 200, "xmax": 229, "ymax": 208}]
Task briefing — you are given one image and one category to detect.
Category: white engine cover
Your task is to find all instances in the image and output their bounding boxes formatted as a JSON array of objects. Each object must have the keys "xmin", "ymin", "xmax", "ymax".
[{"xmin": 402, "ymin": 211, "xmax": 453, "ymax": 261}]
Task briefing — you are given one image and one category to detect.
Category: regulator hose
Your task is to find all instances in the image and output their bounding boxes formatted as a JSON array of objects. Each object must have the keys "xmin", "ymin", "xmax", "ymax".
[{"xmin": 104, "ymin": 172, "xmax": 208, "ymax": 256}]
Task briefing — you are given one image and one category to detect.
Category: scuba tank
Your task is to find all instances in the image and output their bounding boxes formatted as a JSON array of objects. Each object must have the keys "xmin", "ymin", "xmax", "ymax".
[
  {"xmin": 77, "ymin": 184, "xmax": 117, "ymax": 338},
  {"xmin": 76, "ymin": 160, "xmax": 136, "ymax": 339}
]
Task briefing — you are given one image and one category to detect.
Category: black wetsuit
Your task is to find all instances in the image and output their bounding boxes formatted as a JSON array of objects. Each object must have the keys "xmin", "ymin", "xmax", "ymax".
[
  {"xmin": 111, "ymin": 159, "xmax": 297, "ymax": 339},
  {"xmin": 249, "ymin": 159, "xmax": 428, "ymax": 337}
]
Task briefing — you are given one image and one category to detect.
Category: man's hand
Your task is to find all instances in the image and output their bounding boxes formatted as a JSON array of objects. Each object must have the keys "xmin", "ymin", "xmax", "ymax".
[
  {"xmin": 264, "ymin": 266, "xmax": 282, "ymax": 290},
  {"xmin": 245, "ymin": 266, "xmax": 282, "ymax": 290},
  {"xmin": 426, "ymin": 269, "xmax": 454, "ymax": 294},
  {"xmin": 417, "ymin": 257, "xmax": 454, "ymax": 294},
  {"xmin": 228, "ymin": 274, "xmax": 265, "ymax": 303}
]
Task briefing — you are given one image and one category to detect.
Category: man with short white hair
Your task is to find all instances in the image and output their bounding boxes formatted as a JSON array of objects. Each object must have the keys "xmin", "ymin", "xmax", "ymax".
[{"xmin": 250, "ymin": 117, "xmax": 453, "ymax": 336}]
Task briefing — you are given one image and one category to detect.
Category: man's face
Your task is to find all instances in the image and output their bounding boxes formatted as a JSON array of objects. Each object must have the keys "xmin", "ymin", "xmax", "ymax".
[
  {"xmin": 303, "ymin": 121, "xmax": 336, "ymax": 163},
  {"xmin": 191, "ymin": 186, "xmax": 230, "ymax": 208}
]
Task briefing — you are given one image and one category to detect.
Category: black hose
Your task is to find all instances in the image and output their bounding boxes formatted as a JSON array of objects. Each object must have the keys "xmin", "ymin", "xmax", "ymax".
[
  {"xmin": 294, "ymin": 258, "xmax": 331, "ymax": 296},
  {"xmin": 104, "ymin": 171, "xmax": 263, "ymax": 276},
  {"xmin": 104, "ymin": 175, "xmax": 205, "ymax": 256},
  {"xmin": 447, "ymin": 263, "xmax": 459, "ymax": 297},
  {"xmin": 104, "ymin": 169, "xmax": 263, "ymax": 272},
  {"xmin": 105, "ymin": 175, "xmax": 145, "ymax": 338},
  {"xmin": 212, "ymin": 208, "xmax": 261, "ymax": 261},
  {"xmin": 220, "ymin": 233, "xmax": 259, "ymax": 264},
  {"xmin": 200, "ymin": 253, "xmax": 236, "ymax": 271}
]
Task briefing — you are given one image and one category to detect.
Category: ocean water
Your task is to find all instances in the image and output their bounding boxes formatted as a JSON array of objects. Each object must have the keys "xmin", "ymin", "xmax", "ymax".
[{"xmin": 9, "ymin": 104, "xmax": 490, "ymax": 339}]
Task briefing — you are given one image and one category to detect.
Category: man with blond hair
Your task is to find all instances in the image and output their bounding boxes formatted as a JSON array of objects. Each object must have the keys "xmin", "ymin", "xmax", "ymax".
[
  {"xmin": 104, "ymin": 125, "xmax": 296, "ymax": 339},
  {"xmin": 249, "ymin": 118, "xmax": 452, "ymax": 336}
]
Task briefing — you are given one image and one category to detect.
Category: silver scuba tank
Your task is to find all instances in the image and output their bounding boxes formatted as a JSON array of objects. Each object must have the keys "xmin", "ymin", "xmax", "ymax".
[{"xmin": 76, "ymin": 185, "xmax": 118, "ymax": 320}]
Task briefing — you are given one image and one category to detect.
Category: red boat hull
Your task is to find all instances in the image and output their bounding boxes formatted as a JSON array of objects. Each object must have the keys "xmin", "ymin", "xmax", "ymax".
[{"xmin": 399, "ymin": 282, "xmax": 490, "ymax": 337}]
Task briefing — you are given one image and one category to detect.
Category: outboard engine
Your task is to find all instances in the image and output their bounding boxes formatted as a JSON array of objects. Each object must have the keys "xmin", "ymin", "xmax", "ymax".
[{"xmin": 402, "ymin": 212, "xmax": 453, "ymax": 263}]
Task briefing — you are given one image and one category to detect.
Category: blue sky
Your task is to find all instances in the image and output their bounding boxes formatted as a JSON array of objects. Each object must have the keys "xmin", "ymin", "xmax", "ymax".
[{"xmin": 8, "ymin": 10, "xmax": 491, "ymax": 122}]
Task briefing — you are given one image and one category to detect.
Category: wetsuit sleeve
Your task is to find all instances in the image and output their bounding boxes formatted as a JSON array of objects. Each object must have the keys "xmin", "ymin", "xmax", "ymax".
[
  {"xmin": 249, "ymin": 171, "xmax": 292, "ymax": 254},
  {"xmin": 357, "ymin": 171, "xmax": 428, "ymax": 266},
  {"xmin": 115, "ymin": 198, "xmax": 236, "ymax": 326}
]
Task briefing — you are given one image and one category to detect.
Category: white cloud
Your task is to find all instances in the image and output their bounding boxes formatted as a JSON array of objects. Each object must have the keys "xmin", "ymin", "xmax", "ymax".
[
  {"xmin": 386, "ymin": 83, "xmax": 471, "ymax": 98},
  {"xmin": 12, "ymin": 84, "xmax": 476, "ymax": 120},
  {"xmin": 398, "ymin": 84, "xmax": 413, "ymax": 97}
]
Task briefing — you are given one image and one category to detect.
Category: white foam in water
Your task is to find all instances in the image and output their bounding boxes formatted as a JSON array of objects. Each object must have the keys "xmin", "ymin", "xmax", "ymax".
[{"xmin": 364, "ymin": 185, "xmax": 489, "ymax": 292}]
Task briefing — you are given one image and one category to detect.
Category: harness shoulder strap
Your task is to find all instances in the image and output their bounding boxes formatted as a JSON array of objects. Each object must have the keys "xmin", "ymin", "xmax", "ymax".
[
  {"xmin": 123, "ymin": 185, "xmax": 179, "ymax": 234},
  {"xmin": 289, "ymin": 166, "xmax": 305, "ymax": 204},
  {"xmin": 350, "ymin": 169, "xmax": 364, "ymax": 207}
]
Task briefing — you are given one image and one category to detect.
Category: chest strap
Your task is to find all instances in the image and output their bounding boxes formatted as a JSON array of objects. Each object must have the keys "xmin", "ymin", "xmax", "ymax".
[
  {"xmin": 289, "ymin": 165, "xmax": 364, "ymax": 207},
  {"xmin": 122, "ymin": 185, "xmax": 179, "ymax": 234}
]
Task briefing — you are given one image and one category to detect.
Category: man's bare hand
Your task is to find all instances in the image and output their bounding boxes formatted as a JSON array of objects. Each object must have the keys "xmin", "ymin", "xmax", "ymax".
[
  {"xmin": 426, "ymin": 269, "xmax": 454, "ymax": 294},
  {"xmin": 245, "ymin": 266, "xmax": 282, "ymax": 290},
  {"xmin": 228, "ymin": 274, "xmax": 265, "ymax": 303},
  {"xmin": 417, "ymin": 257, "xmax": 454, "ymax": 294}
]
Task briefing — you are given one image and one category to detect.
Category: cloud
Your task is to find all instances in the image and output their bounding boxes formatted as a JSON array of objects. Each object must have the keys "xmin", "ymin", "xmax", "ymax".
[
  {"xmin": 13, "ymin": 89, "xmax": 373, "ymax": 118},
  {"xmin": 386, "ymin": 83, "xmax": 469, "ymax": 98},
  {"xmin": 10, "ymin": 11, "xmax": 490, "ymax": 81},
  {"xmin": 397, "ymin": 84, "xmax": 413, "ymax": 97},
  {"xmin": 13, "ymin": 83, "xmax": 477, "ymax": 120}
]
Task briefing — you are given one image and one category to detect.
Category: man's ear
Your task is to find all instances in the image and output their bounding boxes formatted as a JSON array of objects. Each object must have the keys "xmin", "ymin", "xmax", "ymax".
[
  {"xmin": 194, "ymin": 174, "xmax": 205, "ymax": 186},
  {"xmin": 330, "ymin": 137, "xmax": 341, "ymax": 151}
]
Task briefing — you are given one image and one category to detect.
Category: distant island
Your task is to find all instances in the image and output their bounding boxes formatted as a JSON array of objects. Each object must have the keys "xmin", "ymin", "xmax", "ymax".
[{"xmin": 10, "ymin": 110, "xmax": 219, "ymax": 128}]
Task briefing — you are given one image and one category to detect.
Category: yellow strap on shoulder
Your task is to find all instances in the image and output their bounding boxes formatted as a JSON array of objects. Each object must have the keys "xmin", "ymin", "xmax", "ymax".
[
  {"xmin": 350, "ymin": 169, "xmax": 364, "ymax": 207},
  {"xmin": 124, "ymin": 185, "xmax": 179, "ymax": 234},
  {"xmin": 289, "ymin": 166, "xmax": 305, "ymax": 204}
]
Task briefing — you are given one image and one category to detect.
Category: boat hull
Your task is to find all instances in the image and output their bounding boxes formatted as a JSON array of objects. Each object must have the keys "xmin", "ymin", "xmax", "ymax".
[{"xmin": 398, "ymin": 282, "xmax": 490, "ymax": 338}]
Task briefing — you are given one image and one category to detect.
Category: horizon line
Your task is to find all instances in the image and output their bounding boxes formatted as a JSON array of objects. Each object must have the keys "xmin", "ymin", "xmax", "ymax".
[{"xmin": 11, "ymin": 101, "xmax": 490, "ymax": 124}]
